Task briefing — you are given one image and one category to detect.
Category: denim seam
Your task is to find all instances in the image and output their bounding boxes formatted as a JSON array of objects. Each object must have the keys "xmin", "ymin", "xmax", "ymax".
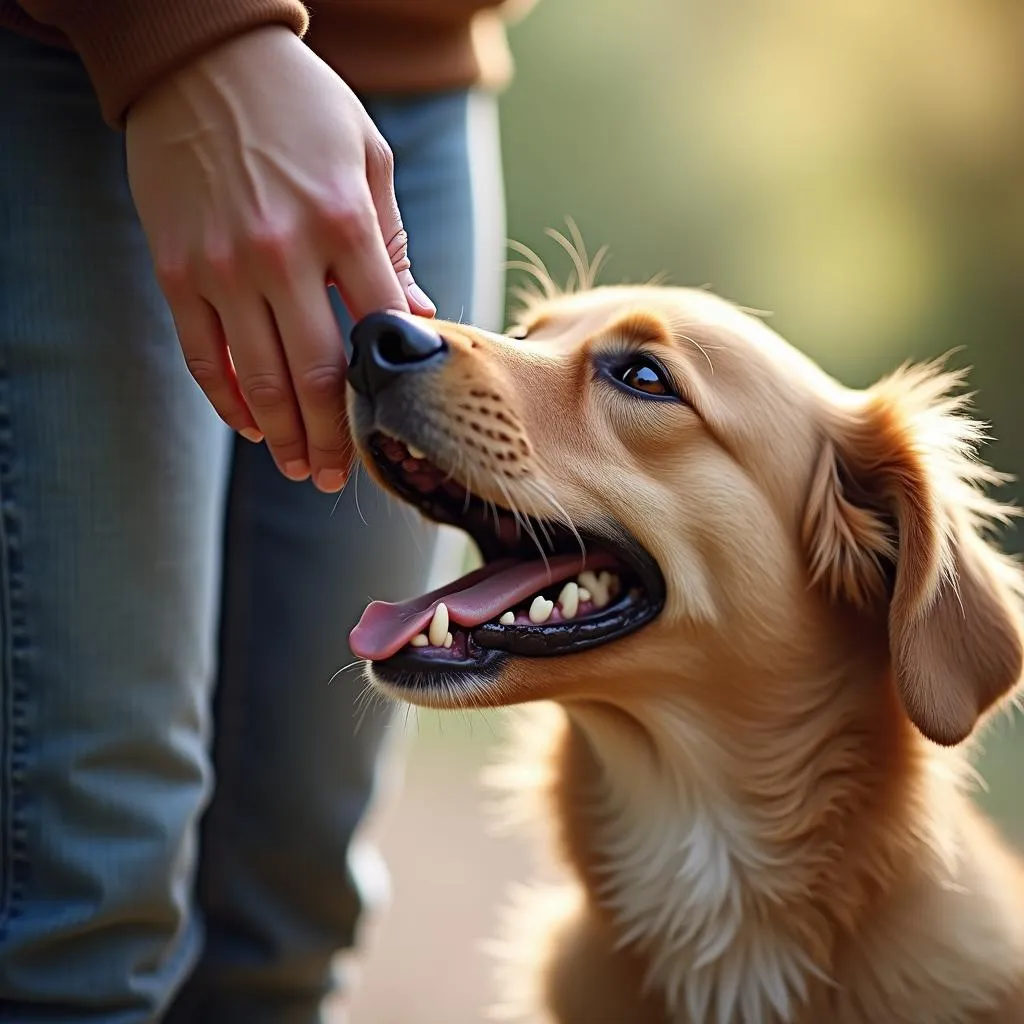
[{"xmin": 0, "ymin": 366, "xmax": 30, "ymax": 938}]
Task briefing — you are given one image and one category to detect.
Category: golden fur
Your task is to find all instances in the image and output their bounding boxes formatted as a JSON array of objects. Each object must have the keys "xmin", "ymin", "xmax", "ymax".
[{"xmin": 350, "ymin": 283, "xmax": 1024, "ymax": 1024}]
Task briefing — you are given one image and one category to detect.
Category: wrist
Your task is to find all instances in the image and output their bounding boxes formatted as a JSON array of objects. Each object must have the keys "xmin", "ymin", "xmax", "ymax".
[{"xmin": 127, "ymin": 23, "xmax": 299, "ymax": 125}]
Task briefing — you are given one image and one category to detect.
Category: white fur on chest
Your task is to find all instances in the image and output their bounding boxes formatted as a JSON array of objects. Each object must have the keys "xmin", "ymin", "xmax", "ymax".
[{"xmin": 571, "ymin": 701, "xmax": 823, "ymax": 1024}]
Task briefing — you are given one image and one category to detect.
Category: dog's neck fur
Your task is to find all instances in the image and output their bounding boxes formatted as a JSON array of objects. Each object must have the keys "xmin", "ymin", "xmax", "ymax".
[{"xmin": 542, "ymin": 662, "xmax": 974, "ymax": 1024}]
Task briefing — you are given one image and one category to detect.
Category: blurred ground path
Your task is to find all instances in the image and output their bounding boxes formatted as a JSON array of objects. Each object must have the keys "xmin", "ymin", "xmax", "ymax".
[{"xmin": 342, "ymin": 713, "xmax": 533, "ymax": 1024}]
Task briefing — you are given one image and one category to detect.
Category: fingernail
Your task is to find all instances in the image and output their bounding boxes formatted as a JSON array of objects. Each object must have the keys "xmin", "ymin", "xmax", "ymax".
[
  {"xmin": 407, "ymin": 281, "xmax": 436, "ymax": 317},
  {"xmin": 240, "ymin": 427, "xmax": 264, "ymax": 443},
  {"xmin": 284, "ymin": 459, "xmax": 311, "ymax": 481},
  {"xmin": 315, "ymin": 468, "xmax": 348, "ymax": 493}
]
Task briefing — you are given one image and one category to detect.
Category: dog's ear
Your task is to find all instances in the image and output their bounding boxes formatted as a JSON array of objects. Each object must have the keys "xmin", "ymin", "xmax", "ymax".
[{"xmin": 803, "ymin": 363, "xmax": 1023, "ymax": 745}]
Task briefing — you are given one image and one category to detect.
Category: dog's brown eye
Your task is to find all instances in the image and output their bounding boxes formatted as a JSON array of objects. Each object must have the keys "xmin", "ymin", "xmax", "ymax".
[
  {"xmin": 619, "ymin": 360, "xmax": 671, "ymax": 397},
  {"xmin": 598, "ymin": 353, "xmax": 681, "ymax": 403}
]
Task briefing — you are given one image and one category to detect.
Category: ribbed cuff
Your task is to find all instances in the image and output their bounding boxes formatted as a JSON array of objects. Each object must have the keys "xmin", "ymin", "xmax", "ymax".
[{"xmin": 19, "ymin": 0, "xmax": 309, "ymax": 126}]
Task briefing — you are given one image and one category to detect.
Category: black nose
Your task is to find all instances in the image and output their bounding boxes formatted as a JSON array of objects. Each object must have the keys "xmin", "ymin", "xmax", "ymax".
[{"xmin": 347, "ymin": 310, "xmax": 447, "ymax": 397}]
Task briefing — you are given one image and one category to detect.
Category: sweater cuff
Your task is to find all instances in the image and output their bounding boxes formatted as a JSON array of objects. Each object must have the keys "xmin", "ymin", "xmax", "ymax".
[{"xmin": 19, "ymin": 0, "xmax": 310, "ymax": 126}]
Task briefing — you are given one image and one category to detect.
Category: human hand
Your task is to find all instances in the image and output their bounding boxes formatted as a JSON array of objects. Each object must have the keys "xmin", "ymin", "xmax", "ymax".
[{"xmin": 125, "ymin": 25, "xmax": 434, "ymax": 492}]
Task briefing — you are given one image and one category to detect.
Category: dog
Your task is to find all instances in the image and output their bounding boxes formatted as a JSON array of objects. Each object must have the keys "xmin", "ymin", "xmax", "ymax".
[{"xmin": 345, "ymin": 281, "xmax": 1024, "ymax": 1024}]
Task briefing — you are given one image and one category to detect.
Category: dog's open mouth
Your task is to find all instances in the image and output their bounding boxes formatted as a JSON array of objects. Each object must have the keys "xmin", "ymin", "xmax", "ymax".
[{"xmin": 349, "ymin": 432, "xmax": 665, "ymax": 674}]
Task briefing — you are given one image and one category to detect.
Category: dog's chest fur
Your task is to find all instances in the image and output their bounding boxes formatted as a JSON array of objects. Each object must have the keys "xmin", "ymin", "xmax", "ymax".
[
  {"xmin": 560, "ymin": 701, "xmax": 822, "ymax": 1024},
  {"xmin": 498, "ymin": 697, "xmax": 1024, "ymax": 1024}
]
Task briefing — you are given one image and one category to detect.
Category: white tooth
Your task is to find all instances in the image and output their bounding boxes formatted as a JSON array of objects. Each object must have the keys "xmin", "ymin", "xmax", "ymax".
[
  {"xmin": 557, "ymin": 581, "xmax": 579, "ymax": 619},
  {"xmin": 407, "ymin": 444, "xmax": 426, "ymax": 459},
  {"xmin": 578, "ymin": 587, "xmax": 591, "ymax": 602},
  {"xmin": 410, "ymin": 633, "xmax": 429, "ymax": 647},
  {"xmin": 443, "ymin": 631, "xmax": 453, "ymax": 648},
  {"xmin": 580, "ymin": 571, "xmax": 610, "ymax": 607},
  {"xmin": 428, "ymin": 602, "xmax": 449, "ymax": 646},
  {"xmin": 528, "ymin": 595, "xmax": 554, "ymax": 624},
  {"xmin": 499, "ymin": 611, "xmax": 516, "ymax": 625}
]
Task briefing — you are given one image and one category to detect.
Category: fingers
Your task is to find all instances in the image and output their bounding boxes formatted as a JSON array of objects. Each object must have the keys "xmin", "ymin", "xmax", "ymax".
[
  {"xmin": 166, "ymin": 288, "xmax": 263, "ymax": 443},
  {"xmin": 178, "ymin": 276, "xmax": 352, "ymax": 492},
  {"xmin": 158, "ymin": 135, "xmax": 427, "ymax": 493},
  {"xmin": 216, "ymin": 293, "xmax": 311, "ymax": 481},
  {"xmin": 265, "ymin": 265, "xmax": 353, "ymax": 492},
  {"xmin": 172, "ymin": 196, "xmax": 384, "ymax": 493},
  {"xmin": 320, "ymin": 174, "xmax": 409, "ymax": 321},
  {"xmin": 364, "ymin": 136, "xmax": 436, "ymax": 318},
  {"xmin": 384, "ymin": 226, "xmax": 436, "ymax": 320}
]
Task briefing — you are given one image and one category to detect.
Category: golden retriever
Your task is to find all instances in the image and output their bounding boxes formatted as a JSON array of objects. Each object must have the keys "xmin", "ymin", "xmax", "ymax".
[{"xmin": 345, "ymin": 282, "xmax": 1024, "ymax": 1024}]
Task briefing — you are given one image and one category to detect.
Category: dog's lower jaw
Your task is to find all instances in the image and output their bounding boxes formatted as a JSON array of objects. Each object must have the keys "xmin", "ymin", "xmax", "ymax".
[
  {"xmin": 367, "ymin": 663, "xmax": 508, "ymax": 710},
  {"xmin": 490, "ymin": 679, "xmax": 1024, "ymax": 1024}
]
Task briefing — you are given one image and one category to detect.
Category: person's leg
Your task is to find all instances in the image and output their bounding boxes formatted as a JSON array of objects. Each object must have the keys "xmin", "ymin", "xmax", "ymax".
[
  {"xmin": 0, "ymin": 31, "xmax": 231, "ymax": 1024},
  {"xmin": 165, "ymin": 89, "xmax": 505, "ymax": 1024}
]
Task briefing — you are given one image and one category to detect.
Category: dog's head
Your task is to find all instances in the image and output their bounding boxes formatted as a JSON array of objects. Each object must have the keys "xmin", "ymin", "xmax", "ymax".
[{"xmin": 347, "ymin": 286, "xmax": 1023, "ymax": 745}]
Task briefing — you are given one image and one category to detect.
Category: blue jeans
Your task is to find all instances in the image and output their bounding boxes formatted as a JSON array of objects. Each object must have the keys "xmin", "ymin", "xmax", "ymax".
[{"xmin": 0, "ymin": 30, "xmax": 503, "ymax": 1024}]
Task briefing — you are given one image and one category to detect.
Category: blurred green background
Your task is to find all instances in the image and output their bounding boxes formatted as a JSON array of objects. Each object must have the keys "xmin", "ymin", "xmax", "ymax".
[{"xmin": 496, "ymin": 0, "xmax": 1024, "ymax": 840}]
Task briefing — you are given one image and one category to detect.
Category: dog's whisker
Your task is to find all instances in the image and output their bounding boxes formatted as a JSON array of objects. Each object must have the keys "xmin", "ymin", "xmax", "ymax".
[
  {"xmin": 497, "ymin": 480, "xmax": 555, "ymax": 552},
  {"xmin": 350, "ymin": 462, "xmax": 370, "ymax": 525},
  {"xmin": 503, "ymin": 260, "xmax": 558, "ymax": 295},
  {"xmin": 485, "ymin": 496, "xmax": 501, "ymax": 535},
  {"xmin": 492, "ymin": 486, "xmax": 551, "ymax": 571},
  {"xmin": 461, "ymin": 461, "xmax": 476, "ymax": 514},
  {"xmin": 330, "ymin": 659, "xmax": 365, "ymax": 685},
  {"xmin": 677, "ymin": 331, "xmax": 715, "ymax": 375},
  {"xmin": 534, "ymin": 515, "xmax": 556, "ymax": 551},
  {"xmin": 508, "ymin": 283, "xmax": 548, "ymax": 321},
  {"xmin": 544, "ymin": 219, "xmax": 608, "ymax": 295},
  {"xmin": 521, "ymin": 479, "xmax": 588, "ymax": 563},
  {"xmin": 352, "ymin": 686, "xmax": 378, "ymax": 729},
  {"xmin": 510, "ymin": 509, "xmax": 550, "ymax": 573},
  {"xmin": 505, "ymin": 239, "xmax": 558, "ymax": 299},
  {"xmin": 485, "ymin": 477, "xmax": 540, "ymax": 553},
  {"xmin": 492, "ymin": 475, "xmax": 527, "ymax": 536},
  {"xmin": 352, "ymin": 679, "xmax": 391, "ymax": 737}
]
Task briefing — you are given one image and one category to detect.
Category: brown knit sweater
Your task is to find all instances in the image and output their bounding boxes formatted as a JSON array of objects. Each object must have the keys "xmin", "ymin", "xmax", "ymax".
[{"xmin": 0, "ymin": 0, "xmax": 535, "ymax": 126}]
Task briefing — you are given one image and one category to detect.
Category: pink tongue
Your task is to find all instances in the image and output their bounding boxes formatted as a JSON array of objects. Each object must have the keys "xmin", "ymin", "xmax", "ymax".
[{"xmin": 349, "ymin": 552, "xmax": 616, "ymax": 662}]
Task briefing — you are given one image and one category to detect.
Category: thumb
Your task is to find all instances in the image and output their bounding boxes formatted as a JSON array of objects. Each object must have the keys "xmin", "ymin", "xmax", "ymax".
[{"xmin": 366, "ymin": 138, "xmax": 437, "ymax": 319}]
